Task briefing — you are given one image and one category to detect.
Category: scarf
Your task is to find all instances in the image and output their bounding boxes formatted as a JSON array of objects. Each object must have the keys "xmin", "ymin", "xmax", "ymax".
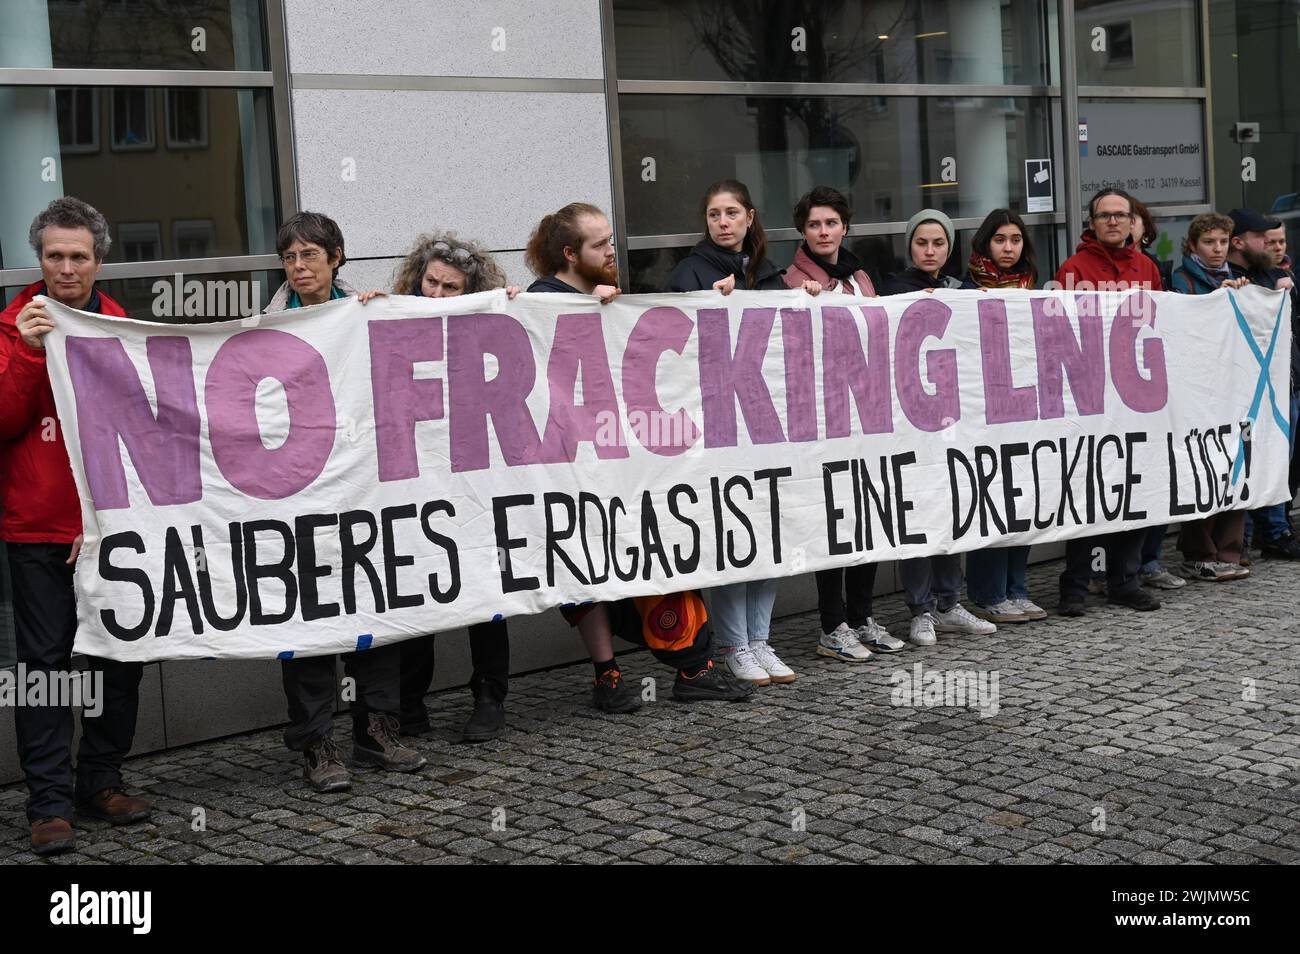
[
  {"xmin": 286, "ymin": 283, "xmax": 349, "ymax": 310},
  {"xmin": 967, "ymin": 251, "xmax": 1033, "ymax": 289},
  {"xmin": 1191, "ymin": 253, "xmax": 1231, "ymax": 284},
  {"xmin": 801, "ymin": 242, "xmax": 864, "ymax": 282}
]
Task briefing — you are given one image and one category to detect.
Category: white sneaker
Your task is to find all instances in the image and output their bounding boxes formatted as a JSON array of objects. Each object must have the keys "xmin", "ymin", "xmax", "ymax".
[
  {"xmin": 749, "ymin": 641, "xmax": 796, "ymax": 683},
  {"xmin": 1010, "ymin": 598, "xmax": 1048, "ymax": 620},
  {"xmin": 721, "ymin": 646, "xmax": 771, "ymax": 686},
  {"xmin": 970, "ymin": 600, "xmax": 1027, "ymax": 624},
  {"xmin": 817, "ymin": 622, "xmax": 872, "ymax": 662},
  {"xmin": 932, "ymin": 603, "xmax": 997, "ymax": 636},
  {"xmin": 856, "ymin": 618, "xmax": 906, "ymax": 653},
  {"xmin": 908, "ymin": 614, "xmax": 937, "ymax": 646}
]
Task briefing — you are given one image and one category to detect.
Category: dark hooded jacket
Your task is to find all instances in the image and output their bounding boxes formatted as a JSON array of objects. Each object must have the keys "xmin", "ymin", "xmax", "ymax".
[
  {"xmin": 667, "ymin": 239, "xmax": 785, "ymax": 292},
  {"xmin": 879, "ymin": 267, "xmax": 977, "ymax": 295}
]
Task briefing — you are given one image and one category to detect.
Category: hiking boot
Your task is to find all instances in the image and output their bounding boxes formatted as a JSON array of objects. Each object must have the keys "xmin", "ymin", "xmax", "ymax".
[
  {"xmin": 592, "ymin": 669, "xmax": 642, "ymax": 714},
  {"xmin": 75, "ymin": 788, "xmax": 151, "ymax": 825},
  {"xmin": 353, "ymin": 713, "xmax": 427, "ymax": 772},
  {"xmin": 673, "ymin": 661, "xmax": 754, "ymax": 702},
  {"xmin": 1057, "ymin": 595, "xmax": 1087, "ymax": 617},
  {"xmin": 1261, "ymin": 536, "xmax": 1300, "ymax": 559},
  {"xmin": 31, "ymin": 817, "xmax": 76, "ymax": 856},
  {"xmin": 1108, "ymin": 587, "xmax": 1161, "ymax": 612},
  {"xmin": 399, "ymin": 704, "xmax": 433, "ymax": 737},
  {"xmin": 304, "ymin": 736, "xmax": 351, "ymax": 792},
  {"xmin": 460, "ymin": 693, "xmax": 506, "ymax": 742}
]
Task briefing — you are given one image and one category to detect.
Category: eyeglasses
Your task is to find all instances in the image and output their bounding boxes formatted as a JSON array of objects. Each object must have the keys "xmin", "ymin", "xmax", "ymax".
[
  {"xmin": 279, "ymin": 248, "xmax": 325, "ymax": 265},
  {"xmin": 432, "ymin": 240, "xmax": 477, "ymax": 271},
  {"xmin": 1092, "ymin": 212, "xmax": 1133, "ymax": 223}
]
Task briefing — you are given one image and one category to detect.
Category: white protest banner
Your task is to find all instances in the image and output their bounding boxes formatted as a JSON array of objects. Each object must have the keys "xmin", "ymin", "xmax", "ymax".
[{"xmin": 41, "ymin": 285, "xmax": 1291, "ymax": 661}]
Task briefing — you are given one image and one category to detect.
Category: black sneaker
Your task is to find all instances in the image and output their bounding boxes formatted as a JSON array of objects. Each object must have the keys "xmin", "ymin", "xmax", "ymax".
[
  {"xmin": 1057, "ymin": 595, "xmax": 1087, "ymax": 617},
  {"xmin": 460, "ymin": 693, "xmax": 506, "ymax": 742},
  {"xmin": 592, "ymin": 670, "xmax": 642, "ymax": 714},
  {"xmin": 672, "ymin": 661, "xmax": 755, "ymax": 702},
  {"xmin": 1108, "ymin": 587, "xmax": 1161, "ymax": 612},
  {"xmin": 1261, "ymin": 536, "xmax": 1300, "ymax": 559}
]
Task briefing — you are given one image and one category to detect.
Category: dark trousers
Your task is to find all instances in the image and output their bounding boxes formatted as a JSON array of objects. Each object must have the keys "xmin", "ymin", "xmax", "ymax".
[
  {"xmin": 280, "ymin": 643, "xmax": 401, "ymax": 751},
  {"xmin": 814, "ymin": 563, "xmax": 878, "ymax": 633},
  {"xmin": 1060, "ymin": 529, "xmax": 1144, "ymax": 601},
  {"xmin": 9, "ymin": 542, "xmax": 143, "ymax": 822},
  {"xmin": 399, "ymin": 619, "xmax": 510, "ymax": 723},
  {"xmin": 1179, "ymin": 511, "xmax": 1246, "ymax": 565}
]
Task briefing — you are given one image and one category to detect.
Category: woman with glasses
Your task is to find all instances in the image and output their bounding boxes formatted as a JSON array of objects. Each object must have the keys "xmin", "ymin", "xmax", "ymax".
[
  {"xmin": 389, "ymin": 233, "xmax": 519, "ymax": 742},
  {"xmin": 265, "ymin": 211, "xmax": 421, "ymax": 794}
]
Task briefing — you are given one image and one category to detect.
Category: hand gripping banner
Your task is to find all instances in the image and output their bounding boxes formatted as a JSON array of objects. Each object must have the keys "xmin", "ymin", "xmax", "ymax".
[{"xmin": 40, "ymin": 285, "xmax": 1291, "ymax": 661}]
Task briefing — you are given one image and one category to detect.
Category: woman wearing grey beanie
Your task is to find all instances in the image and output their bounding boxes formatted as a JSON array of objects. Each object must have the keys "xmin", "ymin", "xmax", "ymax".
[
  {"xmin": 880, "ymin": 209, "xmax": 978, "ymax": 294},
  {"xmin": 880, "ymin": 208, "xmax": 990, "ymax": 647}
]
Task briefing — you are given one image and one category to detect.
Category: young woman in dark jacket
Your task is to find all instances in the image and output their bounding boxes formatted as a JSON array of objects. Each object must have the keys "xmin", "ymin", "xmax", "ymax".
[
  {"xmin": 668, "ymin": 178, "xmax": 801, "ymax": 294},
  {"xmin": 666, "ymin": 179, "xmax": 801, "ymax": 688},
  {"xmin": 881, "ymin": 209, "xmax": 992, "ymax": 647},
  {"xmin": 961, "ymin": 209, "xmax": 1047, "ymax": 626}
]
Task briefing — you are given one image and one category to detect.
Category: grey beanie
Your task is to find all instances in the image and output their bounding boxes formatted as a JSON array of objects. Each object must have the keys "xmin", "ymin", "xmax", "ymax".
[{"xmin": 905, "ymin": 208, "xmax": 955, "ymax": 249}]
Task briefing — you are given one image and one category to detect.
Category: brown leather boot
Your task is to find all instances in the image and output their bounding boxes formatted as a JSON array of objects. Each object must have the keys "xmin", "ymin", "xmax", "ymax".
[
  {"xmin": 352, "ymin": 713, "xmax": 427, "ymax": 772},
  {"xmin": 31, "ymin": 816, "xmax": 76, "ymax": 855},
  {"xmin": 76, "ymin": 787, "xmax": 152, "ymax": 825}
]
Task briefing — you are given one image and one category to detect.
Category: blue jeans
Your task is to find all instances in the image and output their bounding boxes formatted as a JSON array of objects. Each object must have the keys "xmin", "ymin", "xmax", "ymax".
[
  {"xmin": 899, "ymin": 554, "xmax": 962, "ymax": 616},
  {"xmin": 706, "ymin": 579, "xmax": 777, "ymax": 651},
  {"xmin": 1252, "ymin": 392, "xmax": 1300, "ymax": 543},
  {"xmin": 1140, "ymin": 524, "xmax": 1168, "ymax": 575},
  {"xmin": 966, "ymin": 546, "xmax": 1029, "ymax": 605}
]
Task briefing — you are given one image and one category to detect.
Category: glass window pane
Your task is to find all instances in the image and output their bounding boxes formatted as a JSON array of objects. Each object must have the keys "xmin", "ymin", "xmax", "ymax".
[
  {"xmin": 614, "ymin": 0, "xmax": 1048, "ymax": 86},
  {"xmin": 1, "ymin": 0, "xmax": 267, "ymax": 70},
  {"xmin": 1209, "ymin": 0, "xmax": 1300, "ymax": 258},
  {"xmin": 1075, "ymin": 0, "xmax": 1200, "ymax": 87},
  {"xmin": 620, "ymin": 93, "xmax": 1053, "ymax": 235},
  {"xmin": 0, "ymin": 87, "xmax": 279, "ymax": 269}
]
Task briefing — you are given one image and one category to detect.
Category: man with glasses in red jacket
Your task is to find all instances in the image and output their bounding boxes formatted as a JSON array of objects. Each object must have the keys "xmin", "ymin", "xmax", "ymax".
[
  {"xmin": 0, "ymin": 197, "xmax": 152, "ymax": 855},
  {"xmin": 1055, "ymin": 188, "xmax": 1164, "ymax": 618}
]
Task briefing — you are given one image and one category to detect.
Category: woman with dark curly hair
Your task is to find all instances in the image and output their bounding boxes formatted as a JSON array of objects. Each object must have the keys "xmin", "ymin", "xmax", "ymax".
[
  {"xmin": 390, "ymin": 232, "xmax": 517, "ymax": 299},
  {"xmin": 393, "ymin": 232, "xmax": 518, "ymax": 742}
]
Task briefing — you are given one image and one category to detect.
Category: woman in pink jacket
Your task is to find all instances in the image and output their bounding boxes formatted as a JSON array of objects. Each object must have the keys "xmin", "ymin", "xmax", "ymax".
[{"xmin": 783, "ymin": 186, "xmax": 876, "ymax": 297}]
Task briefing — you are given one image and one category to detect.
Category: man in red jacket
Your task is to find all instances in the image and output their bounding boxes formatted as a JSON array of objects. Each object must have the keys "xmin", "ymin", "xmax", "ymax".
[
  {"xmin": 1, "ymin": 197, "xmax": 151, "ymax": 855},
  {"xmin": 1055, "ymin": 189, "xmax": 1163, "ymax": 618}
]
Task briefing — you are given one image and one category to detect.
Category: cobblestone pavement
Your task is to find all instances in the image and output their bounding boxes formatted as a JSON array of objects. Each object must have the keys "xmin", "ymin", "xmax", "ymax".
[{"xmin": 3, "ymin": 540, "xmax": 1299, "ymax": 865}]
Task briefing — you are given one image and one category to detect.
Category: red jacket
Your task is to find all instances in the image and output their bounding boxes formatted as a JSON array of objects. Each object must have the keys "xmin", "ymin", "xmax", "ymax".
[
  {"xmin": 1054, "ymin": 230, "xmax": 1162, "ymax": 290},
  {"xmin": 0, "ymin": 281, "xmax": 126, "ymax": 543}
]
